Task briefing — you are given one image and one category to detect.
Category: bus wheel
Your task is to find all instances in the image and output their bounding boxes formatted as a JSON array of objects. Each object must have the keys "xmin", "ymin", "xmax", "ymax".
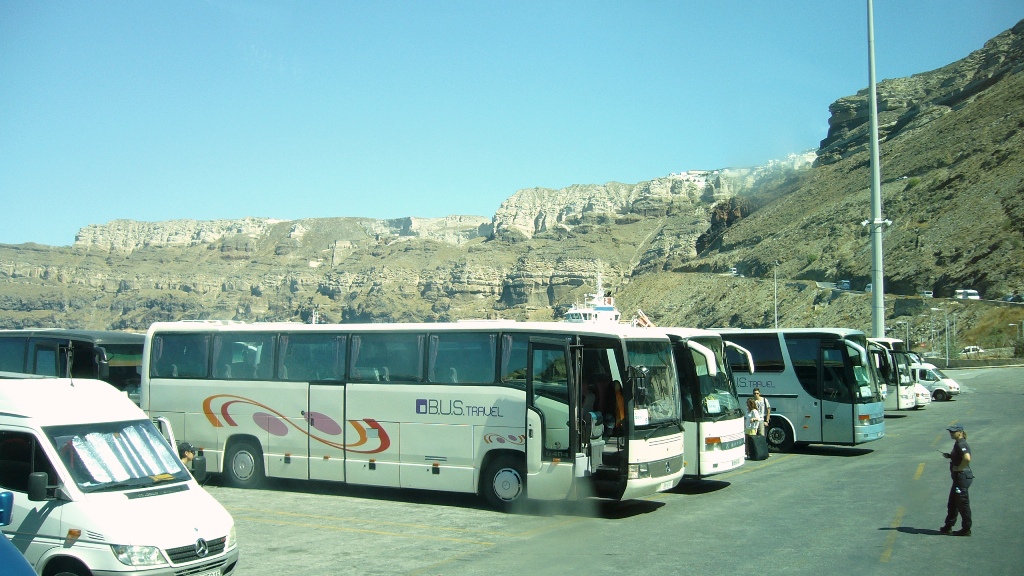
[
  {"xmin": 933, "ymin": 389, "xmax": 948, "ymax": 402},
  {"xmin": 481, "ymin": 454, "xmax": 525, "ymax": 511},
  {"xmin": 223, "ymin": 439, "xmax": 265, "ymax": 489},
  {"xmin": 765, "ymin": 420, "xmax": 795, "ymax": 452}
]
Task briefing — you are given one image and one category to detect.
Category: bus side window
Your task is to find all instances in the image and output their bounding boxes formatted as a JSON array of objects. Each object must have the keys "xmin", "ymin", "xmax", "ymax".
[
  {"xmin": 500, "ymin": 334, "xmax": 529, "ymax": 385},
  {"xmin": 153, "ymin": 334, "xmax": 210, "ymax": 379},
  {"xmin": 428, "ymin": 333, "xmax": 497, "ymax": 384},
  {"xmin": 0, "ymin": 338, "xmax": 27, "ymax": 373},
  {"xmin": 783, "ymin": 335, "xmax": 822, "ymax": 398},
  {"xmin": 280, "ymin": 333, "xmax": 345, "ymax": 381},
  {"xmin": 33, "ymin": 344, "xmax": 59, "ymax": 377}
]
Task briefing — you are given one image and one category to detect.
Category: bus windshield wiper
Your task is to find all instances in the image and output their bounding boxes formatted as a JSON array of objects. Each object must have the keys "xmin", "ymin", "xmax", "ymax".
[{"xmin": 643, "ymin": 421, "xmax": 679, "ymax": 440}]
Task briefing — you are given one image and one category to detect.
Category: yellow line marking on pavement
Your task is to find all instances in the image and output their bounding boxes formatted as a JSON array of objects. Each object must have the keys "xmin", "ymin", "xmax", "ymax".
[
  {"xmin": 880, "ymin": 506, "xmax": 905, "ymax": 563},
  {"xmin": 914, "ymin": 463, "xmax": 925, "ymax": 480}
]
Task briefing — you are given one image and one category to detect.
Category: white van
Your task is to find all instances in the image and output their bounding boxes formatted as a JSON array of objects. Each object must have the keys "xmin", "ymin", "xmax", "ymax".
[
  {"xmin": 954, "ymin": 289, "xmax": 980, "ymax": 300},
  {"xmin": 910, "ymin": 363, "xmax": 961, "ymax": 401},
  {"xmin": 0, "ymin": 378, "xmax": 238, "ymax": 576}
]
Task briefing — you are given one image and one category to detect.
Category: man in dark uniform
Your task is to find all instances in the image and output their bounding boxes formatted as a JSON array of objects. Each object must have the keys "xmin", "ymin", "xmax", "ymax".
[{"xmin": 940, "ymin": 424, "xmax": 973, "ymax": 536}]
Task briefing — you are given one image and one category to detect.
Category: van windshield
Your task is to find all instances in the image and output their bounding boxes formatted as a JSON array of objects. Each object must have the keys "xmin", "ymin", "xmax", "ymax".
[{"xmin": 44, "ymin": 420, "xmax": 189, "ymax": 492}]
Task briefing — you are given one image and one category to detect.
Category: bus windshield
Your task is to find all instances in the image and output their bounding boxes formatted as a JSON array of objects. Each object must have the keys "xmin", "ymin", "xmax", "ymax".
[
  {"xmin": 45, "ymin": 420, "xmax": 189, "ymax": 493},
  {"xmin": 690, "ymin": 337, "xmax": 742, "ymax": 421},
  {"xmin": 626, "ymin": 340, "xmax": 681, "ymax": 426}
]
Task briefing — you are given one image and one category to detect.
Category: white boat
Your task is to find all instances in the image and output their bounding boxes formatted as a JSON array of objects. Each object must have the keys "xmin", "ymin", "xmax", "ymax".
[{"xmin": 563, "ymin": 274, "xmax": 623, "ymax": 324}]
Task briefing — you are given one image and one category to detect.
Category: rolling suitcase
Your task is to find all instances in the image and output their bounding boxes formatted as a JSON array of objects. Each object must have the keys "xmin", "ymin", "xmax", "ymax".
[{"xmin": 747, "ymin": 434, "xmax": 769, "ymax": 461}]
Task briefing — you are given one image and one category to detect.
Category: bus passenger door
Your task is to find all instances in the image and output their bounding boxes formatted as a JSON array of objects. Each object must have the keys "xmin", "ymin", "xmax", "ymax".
[
  {"xmin": 819, "ymin": 344, "xmax": 855, "ymax": 443},
  {"xmin": 525, "ymin": 338, "xmax": 576, "ymax": 500},
  {"xmin": 308, "ymin": 384, "xmax": 347, "ymax": 482}
]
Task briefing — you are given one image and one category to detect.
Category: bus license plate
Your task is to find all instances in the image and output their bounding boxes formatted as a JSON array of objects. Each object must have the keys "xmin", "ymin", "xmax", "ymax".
[
  {"xmin": 194, "ymin": 569, "xmax": 221, "ymax": 576},
  {"xmin": 658, "ymin": 480, "xmax": 674, "ymax": 492}
]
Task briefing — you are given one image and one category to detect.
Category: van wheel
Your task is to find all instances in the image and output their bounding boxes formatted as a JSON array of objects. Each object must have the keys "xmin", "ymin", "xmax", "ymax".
[
  {"xmin": 765, "ymin": 420, "xmax": 795, "ymax": 452},
  {"xmin": 481, "ymin": 454, "xmax": 525, "ymax": 512},
  {"xmin": 223, "ymin": 439, "xmax": 265, "ymax": 489},
  {"xmin": 933, "ymin": 389, "xmax": 949, "ymax": 402}
]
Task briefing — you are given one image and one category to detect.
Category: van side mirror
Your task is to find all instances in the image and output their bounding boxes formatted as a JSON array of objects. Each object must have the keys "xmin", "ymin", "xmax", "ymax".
[{"xmin": 27, "ymin": 472, "xmax": 51, "ymax": 502}]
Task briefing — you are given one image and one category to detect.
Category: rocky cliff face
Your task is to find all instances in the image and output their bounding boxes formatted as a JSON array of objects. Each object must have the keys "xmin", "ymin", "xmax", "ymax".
[
  {"xmin": 75, "ymin": 215, "xmax": 493, "ymax": 253},
  {"xmin": 817, "ymin": 19, "xmax": 1024, "ymax": 165}
]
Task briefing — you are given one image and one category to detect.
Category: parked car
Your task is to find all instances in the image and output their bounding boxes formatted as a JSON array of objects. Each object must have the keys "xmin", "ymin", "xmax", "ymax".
[
  {"xmin": 960, "ymin": 345, "xmax": 985, "ymax": 356},
  {"xmin": 838, "ymin": 279, "xmax": 852, "ymax": 290},
  {"xmin": 911, "ymin": 363, "xmax": 961, "ymax": 401},
  {"xmin": 919, "ymin": 290, "xmax": 934, "ymax": 298},
  {"xmin": 955, "ymin": 289, "xmax": 980, "ymax": 300}
]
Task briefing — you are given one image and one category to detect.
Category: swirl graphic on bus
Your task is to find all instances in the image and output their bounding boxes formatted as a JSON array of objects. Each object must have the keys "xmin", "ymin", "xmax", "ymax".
[
  {"xmin": 202, "ymin": 394, "xmax": 391, "ymax": 454},
  {"xmin": 483, "ymin": 433, "xmax": 526, "ymax": 446}
]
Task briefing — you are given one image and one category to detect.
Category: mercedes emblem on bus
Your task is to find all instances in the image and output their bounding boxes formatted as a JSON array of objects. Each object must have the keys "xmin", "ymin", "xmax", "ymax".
[{"xmin": 195, "ymin": 538, "xmax": 210, "ymax": 558}]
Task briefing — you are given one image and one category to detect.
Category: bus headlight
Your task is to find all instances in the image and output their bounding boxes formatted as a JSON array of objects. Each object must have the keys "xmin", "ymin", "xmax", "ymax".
[
  {"xmin": 112, "ymin": 544, "xmax": 166, "ymax": 567},
  {"xmin": 627, "ymin": 463, "xmax": 651, "ymax": 479}
]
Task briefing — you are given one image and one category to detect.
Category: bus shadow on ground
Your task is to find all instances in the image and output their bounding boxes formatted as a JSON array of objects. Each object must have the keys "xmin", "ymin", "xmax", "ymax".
[
  {"xmin": 669, "ymin": 479, "xmax": 730, "ymax": 495},
  {"xmin": 211, "ymin": 475, "xmax": 663, "ymax": 519},
  {"xmin": 884, "ymin": 413, "xmax": 910, "ymax": 419},
  {"xmin": 789, "ymin": 445, "xmax": 874, "ymax": 458}
]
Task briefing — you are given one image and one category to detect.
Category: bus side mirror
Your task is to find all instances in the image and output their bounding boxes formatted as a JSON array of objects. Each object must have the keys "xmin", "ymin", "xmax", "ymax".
[{"xmin": 94, "ymin": 346, "xmax": 110, "ymax": 380}]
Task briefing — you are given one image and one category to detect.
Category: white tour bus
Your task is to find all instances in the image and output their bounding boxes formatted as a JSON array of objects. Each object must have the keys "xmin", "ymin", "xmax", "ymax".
[
  {"xmin": 715, "ymin": 328, "xmax": 885, "ymax": 452},
  {"xmin": 868, "ymin": 337, "xmax": 917, "ymax": 411},
  {"xmin": 141, "ymin": 321, "xmax": 685, "ymax": 510},
  {"xmin": 661, "ymin": 329, "xmax": 747, "ymax": 477}
]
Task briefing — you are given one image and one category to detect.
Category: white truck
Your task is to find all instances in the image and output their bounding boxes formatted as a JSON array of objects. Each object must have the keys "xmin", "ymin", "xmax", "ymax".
[{"xmin": 0, "ymin": 377, "xmax": 239, "ymax": 576}]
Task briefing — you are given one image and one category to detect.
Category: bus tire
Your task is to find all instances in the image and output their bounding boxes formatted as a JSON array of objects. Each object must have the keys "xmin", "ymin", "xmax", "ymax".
[
  {"xmin": 933, "ymin": 389, "xmax": 948, "ymax": 402},
  {"xmin": 223, "ymin": 439, "xmax": 265, "ymax": 489},
  {"xmin": 765, "ymin": 420, "xmax": 795, "ymax": 452},
  {"xmin": 481, "ymin": 454, "xmax": 525, "ymax": 512}
]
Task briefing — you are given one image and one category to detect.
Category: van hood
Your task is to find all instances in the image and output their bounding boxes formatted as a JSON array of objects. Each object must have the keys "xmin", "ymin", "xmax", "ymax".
[{"xmin": 68, "ymin": 482, "xmax": 233, "ymax": 548}]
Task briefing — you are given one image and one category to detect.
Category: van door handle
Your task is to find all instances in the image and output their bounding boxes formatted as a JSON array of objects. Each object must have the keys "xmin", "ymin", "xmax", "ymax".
[{"xmin": 825, "ymin": 415, "xmax": 834, "ymax": 419}]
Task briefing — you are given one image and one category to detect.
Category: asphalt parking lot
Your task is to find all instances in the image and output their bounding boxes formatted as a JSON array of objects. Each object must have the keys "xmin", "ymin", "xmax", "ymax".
[{"xmin": 206, "ymin": 367, "xmax": 1024, "ymax": 576}]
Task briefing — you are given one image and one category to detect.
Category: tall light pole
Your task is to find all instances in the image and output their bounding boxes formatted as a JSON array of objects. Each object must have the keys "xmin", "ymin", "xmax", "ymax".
[
  {"xmin": 774, "ymin": 260, "xmax": 779, "ymax": 329},
  {"xmin": 932, "ymin": 307, "xmax": 949, "ymax": 367},
  {"xmin": 894, "ymin": 320, "xmax": 909, "ymax": 345},
  {"xmin": 866, "ymin": 0, "xmax": 889, "ymax": 338}
]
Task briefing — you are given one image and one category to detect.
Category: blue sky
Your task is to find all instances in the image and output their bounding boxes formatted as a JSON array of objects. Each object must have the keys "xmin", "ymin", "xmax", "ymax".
[{"xmin": 1, "ymin": 1, "xmax": 1022, "ymax": 247}]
